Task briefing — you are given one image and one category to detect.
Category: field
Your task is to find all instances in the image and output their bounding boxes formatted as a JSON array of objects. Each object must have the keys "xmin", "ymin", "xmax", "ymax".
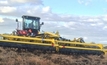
[{"xmin": 0, "ymin": 47, "xmax": 107, "ymax": 65}]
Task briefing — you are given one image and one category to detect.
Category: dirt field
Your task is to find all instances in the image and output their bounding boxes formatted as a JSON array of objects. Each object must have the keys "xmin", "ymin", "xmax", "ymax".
[{"xmin": 0, "ymin": 47, "xmax": 107, "ymax": 65}]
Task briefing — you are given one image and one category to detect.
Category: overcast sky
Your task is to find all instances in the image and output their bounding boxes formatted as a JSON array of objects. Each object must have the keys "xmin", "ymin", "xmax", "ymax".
[{"xmin": 0, "ymin": 0, "xmax": 107, "ymax": 44}]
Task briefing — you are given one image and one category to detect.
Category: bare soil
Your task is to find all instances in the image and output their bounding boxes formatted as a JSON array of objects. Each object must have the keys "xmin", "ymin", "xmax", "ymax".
[{"xmin": 0, "ymin": 47, "xmax": 107, "ymax": 65}]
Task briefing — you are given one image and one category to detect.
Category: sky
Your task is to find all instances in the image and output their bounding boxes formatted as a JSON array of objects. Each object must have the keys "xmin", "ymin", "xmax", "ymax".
[{"xmin": 0, "ymin": 0, "xmax": 107, "ymax": 44}]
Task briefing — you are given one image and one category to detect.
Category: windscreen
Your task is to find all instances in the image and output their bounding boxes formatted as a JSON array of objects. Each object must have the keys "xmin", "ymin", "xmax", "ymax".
[{"xmin": 23, "ymin": 18, "xmax": 39, "ymax": 30}]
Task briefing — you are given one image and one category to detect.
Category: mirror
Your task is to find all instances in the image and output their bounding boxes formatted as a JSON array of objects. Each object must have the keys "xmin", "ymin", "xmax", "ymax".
[
  {"xmin": 16, "ymin": 19, "xmax": 18, "ymax": 22},
  {"xmin": 41, "ymin": 22, "xmax": 44, "ymax": 25}
]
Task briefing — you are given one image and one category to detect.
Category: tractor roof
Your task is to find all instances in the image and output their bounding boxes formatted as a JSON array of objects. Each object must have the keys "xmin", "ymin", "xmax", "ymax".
[{"xmin": 22, "ymin": 15, "xmax": 40, "ymax": 19}]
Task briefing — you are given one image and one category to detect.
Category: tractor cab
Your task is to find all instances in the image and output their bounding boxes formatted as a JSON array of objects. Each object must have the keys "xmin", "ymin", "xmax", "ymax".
[
  {"xmin": 22, "ymin": 15, "xmax": 40, "ymax": 31},
  {"xmin": 16, "ymin": 15, "xmax": 43, "ymax": 36}
]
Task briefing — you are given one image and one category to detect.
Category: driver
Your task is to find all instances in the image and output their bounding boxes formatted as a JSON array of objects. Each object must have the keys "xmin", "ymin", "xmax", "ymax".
[{"xmin": 29, "ymin": 21, "xmax": 34, "ymax": 28}]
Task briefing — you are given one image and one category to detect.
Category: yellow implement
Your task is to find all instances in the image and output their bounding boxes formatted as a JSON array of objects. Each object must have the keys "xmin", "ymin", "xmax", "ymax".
[{"xmin": 0, "ymin": 34, "xmax": 106, "ymax": 55}]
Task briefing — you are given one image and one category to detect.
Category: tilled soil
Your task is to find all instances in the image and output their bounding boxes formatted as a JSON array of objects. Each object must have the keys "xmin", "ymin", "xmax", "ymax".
[{"xmin": 0, "ymin": 47, "xmax": 107, "ymax": 65}]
